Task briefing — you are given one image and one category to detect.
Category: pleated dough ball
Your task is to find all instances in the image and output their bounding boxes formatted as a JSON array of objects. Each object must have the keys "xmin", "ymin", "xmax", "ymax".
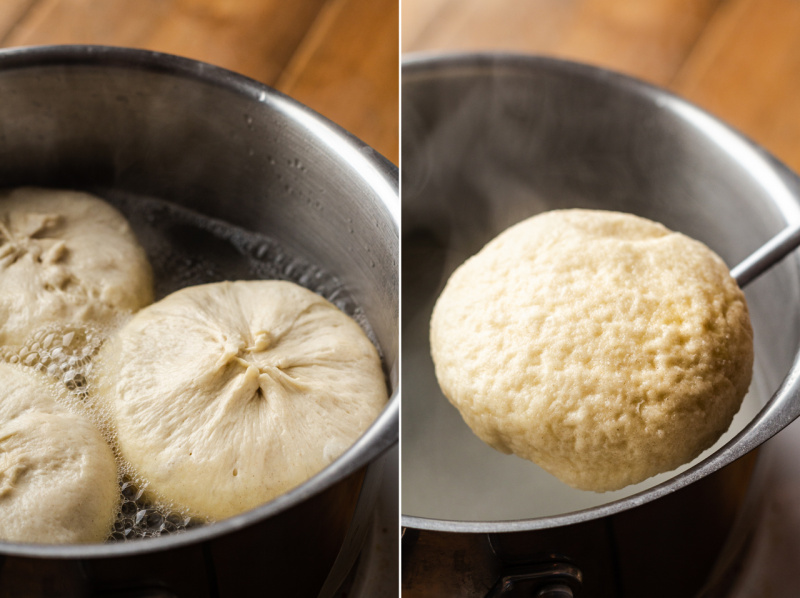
[
  {"xmin": 430, "ymin": 209, "xmax": 753, "ymax": 492},
  {"xmin": 93, "ymin": 280, "xmax": 388, "ymax": 520},
  {"xmin": 0, "ymin": 187, "xmax": 153, "ymax": 346},
  {"xmin": 0, "ymin": 362, "xmax": 119, "ymax": 543}
]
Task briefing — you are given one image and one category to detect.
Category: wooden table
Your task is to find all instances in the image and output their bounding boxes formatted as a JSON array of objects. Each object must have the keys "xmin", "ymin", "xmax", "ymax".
[
  {"xmin": 404, "ymin": 0, "xmax": 800, "ymax": 175},
  {"xmin": 0, "ymin": 0, "xmax": 399, "ymax": 165}
]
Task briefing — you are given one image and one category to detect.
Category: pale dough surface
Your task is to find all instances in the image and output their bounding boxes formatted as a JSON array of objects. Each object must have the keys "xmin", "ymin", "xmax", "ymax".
[
  {"xmin": 0, "ymin": 187, "xmax": 153, "ymax": 346},
  {"xmin": 430, "ymin": 209, "xmax": 753, "ymax": 491},
  {"xmin": 93, "ymin": 280, "xmax": 387, "ymax": 520},
  {"xmin": 0, "ymin": 362, "xmax": 119, "ymax": 543}
]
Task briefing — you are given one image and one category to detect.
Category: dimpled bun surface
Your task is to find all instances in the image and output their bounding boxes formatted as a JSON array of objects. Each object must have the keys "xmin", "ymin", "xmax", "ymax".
[
  {"xmin": 0, "ymin": 362, "xmax": 119, "ymax": 543},
  {"xmin": 93, "ymin": 280, "xmax": 388, "ymax": 520},
  {"xmin": 430, "ymin": 209, "xmax": 753, "ymax": 492},
  {"xmin": 0, "ymin": 187, "xmax": 153, "ymax": 346}
]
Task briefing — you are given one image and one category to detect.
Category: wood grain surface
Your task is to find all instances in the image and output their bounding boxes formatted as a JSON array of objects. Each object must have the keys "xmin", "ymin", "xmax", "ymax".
[
  {"xmin": 0, "ymin": 0, "xmax": 399, "ymax": 163},
  {"xmin": 672, "ymin": 0, "xmax": 800, "ymax": 174},
  {"xmin": 403, "ymin": 0, "xmax": 800, "ymax": 173}
]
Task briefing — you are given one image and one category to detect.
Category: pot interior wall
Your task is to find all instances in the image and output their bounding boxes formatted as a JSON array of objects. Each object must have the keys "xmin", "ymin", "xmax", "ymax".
[
  {"xmin": 401, "ymin": 56, "xmax": 800, "ymax": 523},
  {"xmin": 0, "ymin": 53, "xmax": 398, "ymax": 382}
]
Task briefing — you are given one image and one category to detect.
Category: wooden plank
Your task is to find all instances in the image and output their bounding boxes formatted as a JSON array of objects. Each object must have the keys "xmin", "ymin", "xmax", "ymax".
[
  {"xmin": 278, "ymin": 0, "xmax": 399, "ymax": 164},
  {"xmin": 402, "ymin": 0, "xmax": 721, "ymax": 86},
  {"xmin": 0, "ymin": 0, "xmax": 37, "ymax": 41},
  {"xmin": 555, "ymin": 0, "xmax": 722, "ymax": 84},
  {"xmin": 401, "ymin": 0, "xmax": 456, "ymax": 53},
  {"xmin": 2, "ymin": 0, "xmax": 328, "ymax": 85},
  {"xmin": 2, "ymin": 0, "xmax": 397, "ymax": 163},
  {"xmin": 403, "ymin": 0, "xmax": 578, "ymax": 58},
  {"xmin": 671, "ymin": 0, "xmax": 800, "ymax": 172}
]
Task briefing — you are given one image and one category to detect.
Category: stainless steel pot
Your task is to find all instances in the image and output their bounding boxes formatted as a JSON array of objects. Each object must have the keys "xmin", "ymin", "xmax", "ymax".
[
  {"xmin": 0, "ymin": 45, "xmax": 398, "ymax": 597},
  {"xmin": 401, "ymin": 52, "xmax": 800, "ymax": 597}
]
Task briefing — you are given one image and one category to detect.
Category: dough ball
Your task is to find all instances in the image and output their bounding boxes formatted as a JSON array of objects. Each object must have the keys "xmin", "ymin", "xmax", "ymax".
[
  {"xmin": 0, "ymin": 187, "xmax": 153, "ymax": 346},
  {"xmin": 0, "ymin": 362, "xmax": 119, "ymax": 543},
  {"xmin": 430, "ymin": 209, "xmax": 753, "ymax": 492},
  {"xmin": 93, "ymin": 280, "xmax": 388, "ymax": 520}
]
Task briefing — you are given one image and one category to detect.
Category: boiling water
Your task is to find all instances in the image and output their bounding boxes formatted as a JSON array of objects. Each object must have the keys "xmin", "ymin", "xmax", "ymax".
[
  {"xmin": 5, "ymin": 189, "xmax": 371, "ymax": 542},
  {"xmin": 2, "ymin": 324, "xmax": 193, "ymax": 541},
  {"xmin": 105, "ymin": 189, "xmax": 367, "ymax": 325}
]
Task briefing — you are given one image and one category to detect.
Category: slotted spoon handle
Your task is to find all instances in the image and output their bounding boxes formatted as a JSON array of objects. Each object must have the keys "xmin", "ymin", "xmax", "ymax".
[{"xmin": 732, "ymin": 221, "xmax": 800, "ymax": 287}]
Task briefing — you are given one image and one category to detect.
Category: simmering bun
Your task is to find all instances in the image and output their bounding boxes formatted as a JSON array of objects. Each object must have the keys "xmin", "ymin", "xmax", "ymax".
[
  {"xmin": 93, "ymin": 280, "xmax": 387, "ymax": 520},
  {"xmin": 0, "ymin": 187, "xmax": 153, "ymax": 346},
  {"xmin": 0, "ymin": 362, "xmax": 119, "ymax": 543},
  {"xmin": 430, "ymin": 209, "xmax": 753, "ymax": 491}
]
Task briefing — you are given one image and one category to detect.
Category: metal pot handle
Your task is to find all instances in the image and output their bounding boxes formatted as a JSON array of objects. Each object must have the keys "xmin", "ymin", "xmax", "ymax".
[{"xmin": 485, "ymin": 562, "xmax": 582, "ymax": 598}]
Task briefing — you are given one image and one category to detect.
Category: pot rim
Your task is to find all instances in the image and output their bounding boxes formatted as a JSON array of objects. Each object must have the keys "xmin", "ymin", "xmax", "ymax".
[
  {"xmin": 401, "ymin": 50, "xmax": 800, "ymax": 535},
  {"xmin": 0, "ymin": 44, "xmax": 399, "ymax": 558}
]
